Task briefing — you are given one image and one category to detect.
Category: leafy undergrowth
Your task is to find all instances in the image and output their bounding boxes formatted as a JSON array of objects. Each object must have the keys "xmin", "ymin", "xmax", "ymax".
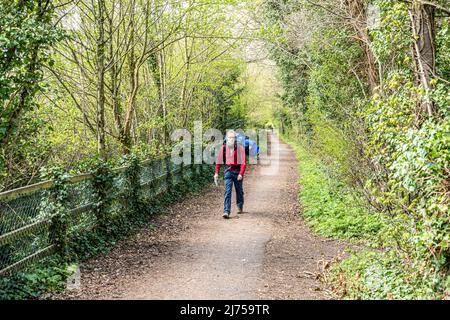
[
  {"xmin": 285, "ymin": 136, "xmax": 382, "ymax": 240},
  {"xmin": 326, "ymin": 250, "xmax": 448, "ymax": 300},
  {"xmin": 0, "ymin": 258, "xmax": 70, "ymax": 300},
  {"xmin": 284, "ymin": 135, "xmax": 448, "ymax": 299}
]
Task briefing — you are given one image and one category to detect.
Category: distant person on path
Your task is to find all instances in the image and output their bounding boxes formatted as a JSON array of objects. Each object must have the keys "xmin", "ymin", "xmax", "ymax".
[{"xmin": 214, "ymin": 130, "xmax": 246, "ymax": 219}]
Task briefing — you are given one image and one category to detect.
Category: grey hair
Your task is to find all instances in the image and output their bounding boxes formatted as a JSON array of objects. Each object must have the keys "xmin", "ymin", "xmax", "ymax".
[{"xmin": 226, "ymin": 129, "xmax": 236, "ymax": 137}]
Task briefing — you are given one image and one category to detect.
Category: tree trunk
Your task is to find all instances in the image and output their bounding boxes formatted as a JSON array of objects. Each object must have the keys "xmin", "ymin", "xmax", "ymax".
[
  {"xmin": 344, "ymin": 0, "xmax": 379, "ymax": 94},
  {"xmin": 180, "ymin": 35, "xmax": 191, "ymax": 128},
  {"xmin": 122, "ymin": 0, "xmax": 151, "ymax": 153},
  {"xmin": 96, "ymin": 0, "xmax": 107, "ymax": 159},
  {"xmin": 410, "ymin": 2, "xmax": 436, "ymax": 117},
  {"xmin": 107, "ymin": 1, "xmax": 123, "ymax": 136},
  {"xmin": 158, "ymin": 48, "xmax": 168, "ymax": 145},
  {"xmin": 1, "ymin": 0, "xmax": 43, "ymax": 147},
  {"xmin": 122, "ymin": 3, "xmax": 136, "ymax": 155}
]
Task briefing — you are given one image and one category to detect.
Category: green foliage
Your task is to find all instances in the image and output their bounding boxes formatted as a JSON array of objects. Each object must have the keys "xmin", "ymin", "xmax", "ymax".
[
  {"xmin": 436, "ymin": 18, "xmax": 450, "ymax": 80},
  {"xmin": 264, "ymin": 0, "xmax": 450, "ymax": 299},
  {"xmin": 1, "ymin": 156, "xmax": 215, "ymax": 299},
  {"xmin": 364, "ymin": 75, "xmax": 450, "ymax": 287},
  {"xmin": 40, "ymin": 166, "xmax": 71, "ymax": 261},
  {"xmin": 91, "ymin": 161, "xmax": 115, "ymax": 232},
  {"xmin": 120, "ymin": 155, "xmax": 144, "ymax": 216},
  {"xmin": 0, "ymin": 0, "xmax": 63, "ymax": 114},
  {"xmin": 370, "ymin": 0, "xmax": 412, "ymax": 70},
  {"xmin": 284, "ymin": 133, "xmax": 383, "ymax": 240},
  {"xmin": 0, "ymin": 257, "xmax": 70, "ymax": 300},
  {"xmin": 327, "ymin": 249, "xmax": 448, "ymax": 300},
  {"xmin": 306, "ymin": 28, "xmax": 364, "ymax": 123},
  {"xmin": 357, "ymin": 2, "xmax": 450, "ymax": 298},
  {"xmin": 0, "ymin": 0, "xmax": 64, "ymax": 189},
  {"xmin": 0, "ymin": 0, "xmax": 269, "ymax": 301},
  {"xmin": 208, "ymin": 61, "xmax": 247, "ymax": 130},
  {"xmin": 1, "ymin": 0, "xmax": 249, "ymax": 191}
]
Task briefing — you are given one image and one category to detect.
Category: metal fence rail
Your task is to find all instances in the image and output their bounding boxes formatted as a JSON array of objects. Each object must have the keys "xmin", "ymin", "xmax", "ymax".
[{"xmin": 0, "ymin": 157, "xmax": 213, "ymax": 277}]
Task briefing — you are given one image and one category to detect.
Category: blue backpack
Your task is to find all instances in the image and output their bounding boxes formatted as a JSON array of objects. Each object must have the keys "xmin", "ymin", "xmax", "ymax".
[
  {"xmin": 225, "ymin": 133, "xmax": 259, "ymax": 157},
  {"xmin": 246, "ymin": 138, "xmax": 259, "ymax": 157}
]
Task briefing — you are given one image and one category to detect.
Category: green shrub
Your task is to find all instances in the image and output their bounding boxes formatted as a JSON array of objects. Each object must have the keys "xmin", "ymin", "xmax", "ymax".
[
  {"xmin": 284, "ymin": 134, "xmax": 383, "ymax": 240},
  {"xmin": 0, "ymin": 258, "xmax": 70, "ymax": 300},
  {"xmin": 327, "ymin": 249, "xmax": 448, "ymax": 300}
]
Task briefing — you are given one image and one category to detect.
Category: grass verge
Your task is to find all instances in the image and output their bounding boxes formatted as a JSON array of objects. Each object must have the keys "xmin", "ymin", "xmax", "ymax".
[
  {"xmin": 283, "ymin": 135, "xmax": 382, "ymax": 240},
  {"xmin": 283, "ymin": 134, "xmax": 446, "ymax": 299}
]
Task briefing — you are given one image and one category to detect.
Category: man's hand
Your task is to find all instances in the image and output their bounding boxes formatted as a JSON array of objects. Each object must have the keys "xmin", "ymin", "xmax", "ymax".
[
  {"xmin": 214, "ymin": 173, "xmax": 219, "ymax": 180},
  {"xmin": 214, "ymin": 173, "xmax": 219, "ymax": 186},
  {"xmin": 237, "ymin": 174, "xmax": 243, "ymax": 181}
]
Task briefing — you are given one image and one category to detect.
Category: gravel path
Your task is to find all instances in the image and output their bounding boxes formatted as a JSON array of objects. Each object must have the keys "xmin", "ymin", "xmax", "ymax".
[{"xmin": 48, "ymin": 134, "xmax": 345, "ymax": 300}]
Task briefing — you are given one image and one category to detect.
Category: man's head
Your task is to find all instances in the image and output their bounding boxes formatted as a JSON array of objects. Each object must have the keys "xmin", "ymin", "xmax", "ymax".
[{"xmin": 226, "ymin": 130, "xmax": 236, "ymax": 147}]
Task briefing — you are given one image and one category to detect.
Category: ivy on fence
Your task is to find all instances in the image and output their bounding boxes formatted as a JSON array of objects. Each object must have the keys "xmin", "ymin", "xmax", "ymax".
[
  {"xmin": 40, "ymin": 167, "xmax": 71, "ymax": 262},
  {"xmin": 91, "ymin": 162, "xmax": 114, "ymax": 234},
  {"xmin": 0, "ymin": 155, "xmax": 215, "ymax": 289}
]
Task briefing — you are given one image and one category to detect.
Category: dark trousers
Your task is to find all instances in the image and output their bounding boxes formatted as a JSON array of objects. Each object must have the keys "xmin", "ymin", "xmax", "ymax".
[{"xmin": 223, "ymin": 170, "xmax": 244, "ymax": 213}]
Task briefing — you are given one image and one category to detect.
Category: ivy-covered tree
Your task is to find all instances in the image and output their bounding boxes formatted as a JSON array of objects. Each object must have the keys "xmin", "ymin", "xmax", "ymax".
[
  {"xmin": 0, "ymin": 0, "xmax": 63, "ymax": 190},
  {"xmin": 262, "ymin": 0, "xmax": 450, "ymax": 298}
]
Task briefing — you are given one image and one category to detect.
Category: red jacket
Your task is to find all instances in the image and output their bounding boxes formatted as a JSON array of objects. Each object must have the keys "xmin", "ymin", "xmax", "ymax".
[{"xmin": 215, "ymin": 144, "xmax": 246, "ymax": 176}]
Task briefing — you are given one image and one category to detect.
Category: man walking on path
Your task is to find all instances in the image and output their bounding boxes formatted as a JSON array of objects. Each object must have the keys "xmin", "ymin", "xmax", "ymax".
[{"xmin": 214, "ymin": 130, "xmax": 246, "ymax": 219}]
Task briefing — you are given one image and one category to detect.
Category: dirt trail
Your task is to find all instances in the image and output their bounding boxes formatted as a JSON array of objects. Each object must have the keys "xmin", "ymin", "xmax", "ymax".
[{"xmin": 49, "ymin": 134, "xmax": 345, "ymax": 300}]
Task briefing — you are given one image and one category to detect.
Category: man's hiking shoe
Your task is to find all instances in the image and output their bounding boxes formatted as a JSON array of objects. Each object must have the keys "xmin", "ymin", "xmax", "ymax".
[
  {"xmin": 223, "ymin": 212, "xmax": 230, "ymax": 219},
  {"xmin": 237, "ymin": 207, "xmax": 243, "ymax": 214}
]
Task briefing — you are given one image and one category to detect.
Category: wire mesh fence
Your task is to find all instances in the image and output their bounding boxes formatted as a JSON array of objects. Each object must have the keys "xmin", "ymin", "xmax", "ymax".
[
  {"xmin": 0, "ymin": 156, "xmax": 214, "ymax": 277},
  {"xmin": 66, "ymin": 179, "xmax": 97, "ymax": 237}
]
